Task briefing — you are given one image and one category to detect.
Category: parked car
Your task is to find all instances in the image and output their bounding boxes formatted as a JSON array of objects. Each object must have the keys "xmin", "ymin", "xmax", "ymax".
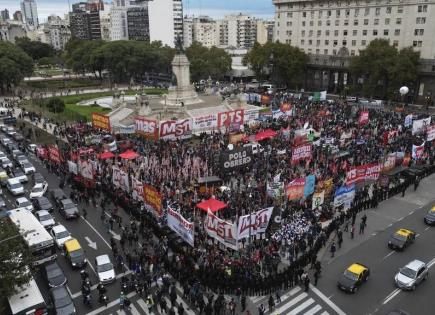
[
  {"xmin": 50, "ymin": 224, "xmax": 72, "ymax": 248},
  {"xmin": 33, "ymin": 172, "xmax": 46, "ymax": 185},
  {"xmin": 395, "ymin": 259, "xmax": 429, "ymax": 290},
  {"xmin": 59, "ymin": 198, "xmax": 79, "ymax": 219},
  {"xmin": 29, "ymin": 182, "xmax": 48, "ymax": 199},
  {"xmin": 49, "ymin": 285, "xmax": 76, "ymax": 315},
  {"xmin": 1, "ymin": 158, "xmax": 12, "ymax": 168},
  {"xmin": 43, "ymin": 261, "xmax": 67, "ymax": 288},
  {"xmin": 15, "ymin": 197, "xmax": 33, "ymax": 211},
  {"xmin": 12, "ymin": 169, "xmax": 28, "ymax": 183},
  {"xmin": 22, "ymin": 162, "xmax": 36, "ymax": 175},
  {"xmin": 95, "ymin": 254, "xmax": 115, "ymax": 284},
  {"xmin": 32, "ymin": 196, "xmax": 54, "ymax": 212},
  {"xmin": 50, "ymin": 189, "xmax": 67, "ymax": 207},
  {"xmin": 35, "ymin": 210, "xmax": 55, "ymax": 230},
  {"xmin": 6, "ymin": 177, "xmax": 24, "ymax": 195}
]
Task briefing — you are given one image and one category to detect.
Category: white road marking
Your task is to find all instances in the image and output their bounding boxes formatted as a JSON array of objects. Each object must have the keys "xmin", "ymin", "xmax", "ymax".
[
  {"xmin": 72, "ymin": 270, "xmax": 132, "ymax": 298},
  {"xmin": 398, "ymin": 217, "xmax": 404, "ymax": 221},
  {"xmin": 320, "ymin": 312, "xmax": 330, "ymax": 315},
  {"xmin": 387, "ymin": 223, "xmax": 393, "ymax": 227},
  {"xmin": 371, "ymin": 233, "xmax": 377, "ymax": 236},
  {"xmin": 87, "ymin": 261, "xmax": 98, "ymax": 277},
  {"xmin": 309, "ymin": 284, "xmax": 347, "ymax": 315},
  {"xmin": 288, "ymin": 298, "xmax": 315, "ymax": 315},
  {"xmin": 304, "ymin": 304, "xmax": 323, "ymax": 315},
  {"xmin": 129, "ymin": 305, "xmax": 141, "ymax": 315},
  {"xmin": 80, "ymin": 216, "xmax": 112, "ymax": 249},
  {"xmin": 86, "ymin": 291, "xmax": 138, "ymax": 315},
  {"xmin": 137, "ymin": 299, "xmax": 150, "ymax": 314},
  {"xmin": 427, "ymin": 257, "xmax": 435, "ymax": 268},
  {"xmin": 425, "ymin": 227, "xmax": 430, "ymax": 231},
  {"xmin": 274, "ymin": 292, "xmax": 307, "ymax": 313},
  {"xmin": 416, "ymin": 234, "xmax": 420, "ymax": 238},
  {"xmin": 382, "ymin": 251, "xmax": 395, "ymax": 261},
  {"xmin": 382, "ymin": 289, "xmax": 401, "ymax": 305}
]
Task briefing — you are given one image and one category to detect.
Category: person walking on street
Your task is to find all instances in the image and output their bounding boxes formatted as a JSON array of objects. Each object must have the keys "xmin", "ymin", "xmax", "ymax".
[
  {"xmin": 268, "ymin": 295, "xmax": 275, "ymax": 311},
  {"xmin": 303, "ymin": 274, "xmax": 310, "ymax": 292},
  {"xmin": 177, "ymin": 303, "xmax": 185, "ymax": 315},
  {"xmin": 119, "ymin": 292, "xmax": 125, "ymax": 310},
  {"xmin": 314, "ymin": 269, "xmax": 320, "ymax": 286},
  {"xmin": 359, "ymin": 221, "xmax": 366, "ymax": 234},
  {"xmin": 330, "ymin": 242, "xmax": 336, "ymax": 258},
  {"xmin": 350, "ymin": 224, "xmax": 355, "ymax": 239},
  {"xmin": 82, "ymin": 208, "xmax": 87, "ymax": 220},
  {"xmin": 337, "ymin": 229, "xmax": 343, "ymax": 249},
  {"xmin": 258, "ymin": 303, "xmax": 266, "ymax": 315}
]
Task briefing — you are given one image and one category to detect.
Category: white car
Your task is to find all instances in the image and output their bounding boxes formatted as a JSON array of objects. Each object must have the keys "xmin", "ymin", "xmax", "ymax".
[
  {"xmin": 6, "ymin": 178, "xmax": 24, "ymax": 195},
  {"xmin": 29, "ymin": 182, "xmax": 48, "ymax": 199},
  {"xmin": 15, "ymin": 197, "xmax": 34, "ymax": 212},
  {"xmin": 12, "ymin": 149, "xmax": 23, "ymax": 159},
  {"xmin": 13, "ymin": 171, "xmax": 28, "ymax": 183},
  {"xmin": 1, "ymin": 158, "xmax": 12, "ymax": 168},
  {"xmin": 395, "ymin": 259, "xmax": 429, "ymax": 290},
  {"xmin": 21, "ymin": 162, "xmax": 36, "ymax": 175},
  {"xmin": 0, "ymin": 137, "xmax": 11, "ymax": 146},
  {"xmin": 16, "ymin": 155, "xmax": 29, "ymax": 166},
  {"xmin": 50, "ymin": 225, "xmax": 72, "ymax": 248},
  {"xmin": 35, "ymin": 210, "xmax": 55, "ymax": 230},
  {"xmin": 95, "ymin": 254, "xmax": 115, "ymax": 284},
  {"xmin": 6, "ymin": 127, "xmax": 15, "ymax": 136}
]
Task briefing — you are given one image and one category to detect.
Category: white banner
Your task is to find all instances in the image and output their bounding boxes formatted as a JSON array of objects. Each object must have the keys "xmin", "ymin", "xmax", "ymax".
[
  {"xmin": 115, "ymin": 125, "xmax": 135, "ymax": 134},
  {"xmin": 204, "ymin": 211, "xmax": 238, "ymax": 250},
  {"xmin": 312, "ymin": 190, "xmax": 325, "ymax": 210},
  {"xmin": 333, "ymin": 185, "xmax": 356, "ymax": 208},
  {"xmin": 192, "ymin": 114, "xmax": 217, "ymax": 132},
  {"xmin": 112, "ymin": 167, "xmax": 129, "ymax": 191},
  {"xmin": 104, "ymin": 140, "xmax": 117, "ymax": 152},
  {"xmin": 131, "ymin": 177, "xmax": 143, "ymax": 201},
  {"xmin": 237, "ymin": 207, "xmax": 273, "ymax": 240},
  {"xmin": 68, "ymin": 161, "xmax": 78, "ymax": 175},
  {"xmin": 412, "ymin": 117, "xmax": 431, "ymax": 135},
  {"xmin": 427, "ymin": 125, "xmax": 435, "ymax": 141},
  {"xmin": 167, "ymin": 206, "xmax": 194, "ymax": 247},
  {"xmin": 79, "ymin": 160, "xmax": 93, "ymax": 180}
]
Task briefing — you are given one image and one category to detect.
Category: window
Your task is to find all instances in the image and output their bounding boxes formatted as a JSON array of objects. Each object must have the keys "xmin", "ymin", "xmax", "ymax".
[
  {"xmin": 394, "ymin": 29, "xmax": 400, "ymax": 36},
  {"xmin": 417, "ymin": 5, "xmax": 427, "ymax": 12},
  {"xmin": 432, "ymin": 65, "xmax": 435, "ymax": 72},
  {"xmin": 334, "ymin": 30, "xmax": 339, "ymax": 36},
  {"xmin": 326, "ymin": 20, "xmax": 331, "ymax": 26},
  {"xmin": 327, "ymin": 10, "xmax": 332, "ymax": 17},
  {"xmin": 386, "ymin": 7, "xmax": 392, "ymax": 14},
  {"xmin": 308, "ymin": 40, "xmax": 313, "ymax": 45},
  {"xmin": 416, "ymin": 17, "xmax": 426, "ymax": 24},
  {"xmin": 361, "ymin": 40, "xmax": 367, "ymax": 46},
  {"xmin": 344, "ymin": 19, "xmax": 349, "ymax": 26},
  {"xmin": 301, "ymin": 39, "xmax": 305, "ymax": 45},
  {"xmin": 354, "ymin": 19, "xmax": 359, "ymax": 25},
  {"xmin": 325, "ymin": 40, "xmax": 329, "ymax": 45},
  {"xmin": 343, "ymin": 30, "xmax": 348, "ymax": 36},
  {"xmin": 287, "ymin": 12, "xmax": 293, "ymax": 18},
  {"xmin": 301, "ymin": 30, "xmax": 306, "ymax": 37},
  {"xmin": 316, "ymin": 40, "xmax": 320, "ymax": 46},
  {"xmin": 287, "ymin": 21, "xmax": 292, "ymax": 26},
  {"xmin": 374, "ymin": 19, "xmax": 379, "ymax": 25},
  {"xmin": 421, "ymin": 17, "xmax": 426, "ymax": 24},
  {"xmin": 324, "ymin": 49, "xmax": 328, "ymax": 55},
  {"xmin": 318, "ymin": 11, "xmax": 323, "ymax": 18},
  {"xmin": 335, "ymin": 20, "xmax": 340, "ymax": 26},
  {"xmin": 384, "ymin": 29, "xmax": 389, "ymax": 36},
  {"xmin": 317, "ymin": 30, "xmax": 321, "ymax": 36},
  {"xmin": 354, "ymin": 8, "xmax": 360, "ymax": 17},
  {"xmin": 373, "ymin": 30, "xmax": 378, "ymax": 35},
  {"xmin": 316, "ymin": 49, "xmax": 320, "ymax": 54},
  {"xmin": 353, "ymin": 30, "xmax": 357, "ymax": 36},
  {"xmin": 302, "ymin": 21, "xmax": 306, "ymax": 26},
  {"xmin": 333, "ymin": 49, "xmax": 337, "ymax": 55},
  {"xmin": 326, "ymin": 30, "xmax": 330, "ymax": 36},
  {"xmin": 311, "ymin": 11, "xmax": 315, "ymax": 18},
  {"xmin": 363, "ymin": 30, "xmax": 368, "ymax": 36},
  {"xmin": 352, "ymin": 40, "xmax": 356, "ymax": 46},
  {"xmin": 414, "ymin": 29, "xmax": 424, "ymax": 36},
  {"xmin": 397, "ymin": 6, "xmax": 403, "ymax": 13},
  {"xmin": 364, "ymin": 19, "xmax": 369, "ymax": 25},
  {"xmin": 375, "ymin": 8, "xmax": 380, "ymax": 15},
  {"xmin": 343, "ymin": 40, "xmax": 347, "ymax": 46},
  {"xmin": 396, "ymin": 18, "xmax": 402, "ymax": 24},
  {"xmin": 351, "ymin": 50, "xmax": 356, "ymax": 56},
  {"xmin": 308, "ymin": 48, "xmax": 312, "ymax": 54},
  {"xmin": 413, "ymin": 40, "xmax": 422, "ymax": 47},
  {"xmin": 346, "ymin": 9, "xmax": 350, "ymax": 16},
  {"xmin": 336, "ymin": 9, "xmax": 341, "ymax": 17},
  {"xmin": 364, "ymin": 8, "xmax": 370, "ymax": 16},
  {"xmin": 303, "ymin": 12, "xmax": 307, "ymax": 17},
  {"xmin": 318, "ymin": 20, "xmax": 322, "ymax": 26},
  {"xmin": 385, "ymin": 18, "xmax": 390, "ymax": 25},
  {"xmin": 310, "ymin": 20, "xmax": 314, "ymax": 26},
  {"xmin": 393, "ymin": 40, "xmax": 398, "ymax": 47},
  {"xmin": 309, "ymin": 30, "xmax": 313, "ymax": 37},
  {"xmin": 333, "ymin": 40, "xmax": 338, "ymax": 46}
]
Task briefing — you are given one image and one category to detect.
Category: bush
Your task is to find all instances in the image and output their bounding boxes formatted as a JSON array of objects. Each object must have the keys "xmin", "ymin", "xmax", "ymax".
[{"xmin": 46, "ymin": 97, "xmax": 65, "ymax": 113}]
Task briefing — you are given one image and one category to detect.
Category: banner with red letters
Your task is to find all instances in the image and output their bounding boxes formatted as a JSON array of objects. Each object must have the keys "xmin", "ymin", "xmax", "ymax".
[
  {"xmin": 143, "ymin": 184, "xmax": 162, "ymax": 217},
  {"xmin": 135, "ymin": 116, "xmax": 158, "ymax": 140},
  {"xmin": 48, "ymin": 146, "xmax": 62, "ymax": 164},
  {"xmin": 286, "ymin": 178, "xmax": 306, "ymax": 200},
  {"xmin": 291, "ymin": 144, "xmax": 312, "ymax": 165},
  {"xmin": 345, "ymin": 163, "xmax": 381, "ymax": 185},
  {"xmin": 167, "ymin": 206, "xmax": 194, "ymax": 247},
  {"xmin": 159, "ymin": 118, "xmax": 193, "ymax": 140},
  {"xmin": 359, "ymin": 111, "xmax": 369, "ymax": 125},
  {"xmin": 204, "ymin": 210, "xmax": 238, "ymax": 250},
  {"xmin": 237, "ymin": 207, "xmax": 273, "ymax": 240},
  {"xmin": 217, "ymin": 109, "xmax": 244, "ymax": 128}
]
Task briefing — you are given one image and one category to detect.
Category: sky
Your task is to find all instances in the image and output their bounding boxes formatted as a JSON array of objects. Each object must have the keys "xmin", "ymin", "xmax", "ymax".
[{"xmin": 2, "ymin": 0, "xmax": 275, "ymax": 23}]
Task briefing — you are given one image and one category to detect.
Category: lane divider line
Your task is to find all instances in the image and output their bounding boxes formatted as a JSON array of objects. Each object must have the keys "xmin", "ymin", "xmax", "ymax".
[{"xmin": 309, "ymin": 284, "xmax": 347, "ymax": 315}]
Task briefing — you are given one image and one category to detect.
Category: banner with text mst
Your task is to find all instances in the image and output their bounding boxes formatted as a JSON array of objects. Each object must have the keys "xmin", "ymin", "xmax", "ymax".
[
  {"xmin": 159, "ymin": 118, "xmax": 193, "ymax": 140},
  {"xmin": 220, "ymin": 146, "xmax": 253, "ymax": 171},
  {"xmin": 167, "ymin": 206, "xmax": 194, "ymax": 247},
  {"xmin": 204, "ymin": 210, "xmax": 238, "ymax": 250},
  {"xmin": 237, "ymin": 207, "xmax": 273, "ymax": 240}
]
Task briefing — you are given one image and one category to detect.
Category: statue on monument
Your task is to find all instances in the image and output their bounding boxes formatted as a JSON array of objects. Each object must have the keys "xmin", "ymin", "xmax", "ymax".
[{"xmin": 175, "ymin": 34, "xmax": 184, "ymax": 54}]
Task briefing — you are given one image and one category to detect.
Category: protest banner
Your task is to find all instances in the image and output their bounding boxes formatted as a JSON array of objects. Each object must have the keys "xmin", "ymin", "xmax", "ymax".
[
  {"xmin": 68, "ymin": 161, "xmax": 78, "ymax": 175},
  {"xmin": 79, "ymin": 160, "xmax": 94, "ymax": 180},
  {"xmin": 345, "ymin": 163, "xmax": 381, "ymax": 185},
  {"xmin": 359, "ymin": 111, "xmax": 369, "ymax": 125},
  {"xmin": 412, "ymin": 143, "xmax": 425, "ymax": 160},
  {"xmin": 291, "ymin": 144, "xmax": 312, "ymax": 165},
  {"xmin": 304, "ymin": 174, "xmax": 316, "ymax": 197},
  {"xmin": 204, "ymin": 211, "xmax": 238, "ymax": 250},
  {"xmin": 334, "ymin": 184, "xmax": 356, "ymax": 207},
  {"xmin": 412, "ymin": 117, "xmax": 431, "ymax": 135},
  {"xmin": 312, "ymin": 191, "xmax": 325, "ymax": 209},
  {"xmin": 92, "ymin": 113, "xmax": 111, "ymax": 131},
  {"xmin": 286, "ymin": 178, "xmax": 306, "ymax": 200},
  {"xmin": 217, "ymin": 109, "xmax": 244, "ymax": 128},
  {"xmin": 112, "ymin": 167, "xmax": 129, "ymax": 191},
  {"xmin": 135, "ymin": 116, "xmax": 159, "ymax": 140},
  {"xmin": 143, "ymin": 184, "xmax": 162, "ymax": 217},
  {"xmin": 427, "ymin": 125, "xmax": 435, "ymax": 141},
  {"xmin": 237, "ymin": 207, "xmax": 273, "ymax": 240},
  {"xmin": 131, "ymin": 177, "xmax": 144, "ymax": 202},
  {"xmin": 159, "ymin": 118, "xmax": 193, "ymax": 140},
  {"xmin": 192, "ymin": 114, "xmax": 218, "ymax": 132},
  {"xmin": 48, "ymin": 146, "xmax": 62, "ymax": 164},
  {"xmin": 167, "ymin": 206, "xmax": 194, "ymax": 247},
  {"xmin": 220, "ymin": 146, "xmax": 253, "ymax": 171},
  {"xmin": 404, "ymin": 114, "xmax": 413, "ymax": 128}
]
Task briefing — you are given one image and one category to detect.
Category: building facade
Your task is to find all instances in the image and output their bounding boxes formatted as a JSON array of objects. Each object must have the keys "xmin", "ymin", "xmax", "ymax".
[
  {"xmin": 40, "ymin": 16, "xmax": 71, "ymax": 50},
  {"xmin": 0, "ymin": 21, "xmax": 27, "ymax": 43},
  {"xmin": 1, "ymin": 9, "xmax": 10, "ymax": 21},
  {"xmin": 13, "ymin": 11, "xmax": 23, "ymax": 22},
  {"xmin": 183, "ymin": 16, "xmax": 217, "ymax": 48},
  {"xmin": 69, "ymin": 0, "xmax": 103, "ymax": 40},
  {"xmin": 148, "ymin": 0, "xmax": 183, "ymax": 47},
  {"xmin": 256, "ymin": 20, "xmax": 275, "ymax": 45},
  {"xmin": 127, "ymin": 6, "xmax": 150, "ymax": 41},
  {"xmin": 20, "ymin": 0, "xmax": 38, "ymax": 27},
  {"xmin": 224, "ymin": 14, "xmax": 258, "ymax": 49}
]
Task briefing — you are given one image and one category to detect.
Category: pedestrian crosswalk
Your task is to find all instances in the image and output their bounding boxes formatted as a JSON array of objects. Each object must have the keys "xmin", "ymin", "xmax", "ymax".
[{"xmin": 249, "ymin": 286, "xmax": 331, "ymax": 315}]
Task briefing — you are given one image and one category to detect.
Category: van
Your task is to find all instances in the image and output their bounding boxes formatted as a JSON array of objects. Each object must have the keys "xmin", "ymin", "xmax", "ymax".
[
  {"xmin": 243, "ymin": 142, "xmax": 264, "ymax": 154},
  {"xmin": 64, "ymin": 239, "xmax": 87, "ymax": 268},
  {"xmin": 6, "ymin": 178, "xmax": 24, "ymax": 195}
]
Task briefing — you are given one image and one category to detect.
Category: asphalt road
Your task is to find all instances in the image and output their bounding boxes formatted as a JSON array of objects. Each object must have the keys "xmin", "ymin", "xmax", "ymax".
[{"xmin": 316, "ymin": 182, "xmax": 435, "ymax": 315}]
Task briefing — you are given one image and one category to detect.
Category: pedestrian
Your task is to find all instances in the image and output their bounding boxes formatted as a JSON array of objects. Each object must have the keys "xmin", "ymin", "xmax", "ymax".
[
  {"xmin": 177, "ymin": 303, "xmax": 185, "ymax": 315},
  {"xmin": 241, "ymin": 295, "xmax": 246, "ymax": 312},
  {"xmin": 314, "ymin": 269, "xmax": 320, "ymax": 286},
  {"xmin": 350, "ymin": 224, "xmax": 355, "ymax": 239},
  {"xmin": 119, "ymin": 292, "xmax": 125, "ymax": 310},
  {"xmin": 330, "ymin": 242, "xmax": 336, "ymax": 258},
  {"xmin": 359, "ymin": 221, "xmax": 366, "ymax": 234},
  {"xmin": 268, "ymin": 295, "xmax": 275, "ymax": 311},
  {"xmin": 82, "ymin": 208, "xmax": 87, "ymax": 220},
  {"xmin": 414, "ymin": 176, "xmax": 420, "ymax": 191},
  {"xmin": 160, "ymin": 295, "xmax": 167, "ymax": 313},
  {"xmin": 303, "ymin": 274, "xmax": 310, "ymax": 292},
  {"xmin": 228, "ymin": 298, "xmax": 236, "ymax": 315},
  {"xmin": 258, "ymin": 303, "xmax": 266, "ymax": 315},
  {"xmin": 275, "ymin": 290, "xmax": 281, "ymax": 304}
]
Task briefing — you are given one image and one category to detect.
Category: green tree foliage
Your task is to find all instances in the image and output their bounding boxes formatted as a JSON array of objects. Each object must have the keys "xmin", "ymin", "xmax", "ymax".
[
  {"xmin": 185, "ymin": 42, "xmax": 232, "ymax": 82},
  {"xmin": 0, "ymin": 42, "xmax": 33, "ymax": 92},
  {"xmin": 243, "ymin": 42, "xmax": 309, "ymax": 88},
  {"xmin": 350, "ymin": 39, "xmax": 420, "ymax": 98},
  {"xmin": 0, "ymin": 218, "xmax": 32, "ymax": 298},
  {"xmin": 46, "ymin": 97, "xmax": 65, "ymax": 113},
  {"xmin": 15, "ymin": 37, "xmax": 55, "ymax": 60}
]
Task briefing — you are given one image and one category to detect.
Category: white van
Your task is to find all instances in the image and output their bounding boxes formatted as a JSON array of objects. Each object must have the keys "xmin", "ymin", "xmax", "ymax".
[
  {"xmin": 7, "ymin": 177, "xmax": 25, "ymax": 195},
  {"xmin": 8, "ymin": 277, "xmax": 47, "ymax": 315},
  {"xmin": 0, "ymin": 107, "xmax": 9, "ymax": 117},
  {"xmin": 243, "ymin": 142, "xmax": 264, "ymax": 154}
]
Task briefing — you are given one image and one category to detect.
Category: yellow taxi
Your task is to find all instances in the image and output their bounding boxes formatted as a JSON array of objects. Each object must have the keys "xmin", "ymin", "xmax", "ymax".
[
  {"xmin": 337, "ymin": 263, "xmax": 370, "ymax": 293},
  {"xmin": 64, "ymin": 239, "xmax": 87, "ymax": 268},
  {"xmin": 388, "ymin": 228, "xmax": 415, "ymax": 251}
]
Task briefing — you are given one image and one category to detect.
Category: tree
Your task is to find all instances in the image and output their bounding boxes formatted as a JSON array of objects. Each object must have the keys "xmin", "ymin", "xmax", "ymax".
[
  {"xmin": 243, "ymin": 42, "xmax": 273, "ymax": 81},
  {"xmin": 0, "ymin": 42, "xmax": 33, "ymax": 93},
  {"xmin": 15, "ymin": 37, "xmax": 55, "ymax": 61},
  {"xmin": 46, "ymin": 97, "xmax": 65, "ymax": 113},
  {"xmin": 0, "ymin": 218, "xmax": 32, "ymax": 298},
  {"xmin": 350, "ymin": 39, "xmax": 420, "ymax": 98}
]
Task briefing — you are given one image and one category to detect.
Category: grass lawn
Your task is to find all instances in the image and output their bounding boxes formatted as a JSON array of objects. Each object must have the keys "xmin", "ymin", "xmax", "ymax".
[
  {"xmin": 33, "ymin": 67, "xmax": 65, "ymax": 76},
  {"xmin": 23, "ymin": 78, "xmax": 103, "ymax": 90}
]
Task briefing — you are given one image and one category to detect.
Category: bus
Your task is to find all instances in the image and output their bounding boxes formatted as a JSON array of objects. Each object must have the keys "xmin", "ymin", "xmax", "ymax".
[
  {"xmin": 8, "ymin": 208, "xmax": 57, "ymax": 265},
  {"xmin": 8, "ymin": 276, "xmax": 47, "ymax": 315}
]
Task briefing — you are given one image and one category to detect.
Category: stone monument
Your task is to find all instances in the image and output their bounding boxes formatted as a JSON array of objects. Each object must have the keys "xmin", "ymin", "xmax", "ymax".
[{"xmin": 165, "ymin": 35, "xmax": 201, "ymax": 106}]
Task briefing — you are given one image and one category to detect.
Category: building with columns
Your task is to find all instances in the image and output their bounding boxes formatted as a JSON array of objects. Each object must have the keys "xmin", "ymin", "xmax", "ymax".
[{"xmin": 273, "ymin": 0, "xmax": 435, "ymax": 99}]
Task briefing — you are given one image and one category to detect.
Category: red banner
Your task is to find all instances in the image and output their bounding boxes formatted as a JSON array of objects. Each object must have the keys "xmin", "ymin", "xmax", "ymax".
[
  {"xmin": 48, "ymin": 146, "xmax": 62, "ymax": 164},
  {"xmin": 359, "ymin": 111, "xmax": 369, "ymax": 125},
  {"xmin": 159, "ymin": 119, "xmax": 193, "ymax": 140},
  {"xmin": 217, "ymin": 109, "xmax": 244, "ymax": 128},
  {"xmin": 36, "ymin": 146, "xmax": 47, "ymax": 159},
  {"xmin": 92, "ymin": 113, "xmax": 111, "ymax": 131},
  {"xmin": 291, "ymin": 144, "xmax": 312, "ymax": 165},
  {"xmin": 286, "ymin": 178, "xmax": 306, "ymax": 200},
  {"xmin": 345, "ymin": 163, "xmax": 381, "ymax": 185},
  {"xmin": 135, "ymin": 116, "xmax": 158, "ymax": 140},
  {"xmin": 143, "ymin": 184, "xmax": 162, "ymax": 217},
  {"xmin": 383, "ymin": 130, "xmax": 399, "ymax": 145}
]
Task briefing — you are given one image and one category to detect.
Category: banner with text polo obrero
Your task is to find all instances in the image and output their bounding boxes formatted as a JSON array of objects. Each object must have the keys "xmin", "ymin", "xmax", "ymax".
[
  {"xmin": 92, "ymin": 113, "xmax": 111, "ymax": 132},
  {"xmin": 131, "ymin": 177, "xmax": 144, "ymax": 202},
  {"xmin": 143, "ymin": 184, "xmax": 163, "ymax": 217},
  {"xmin": 286, "ymin": 178, "xmax": 306, "ymax": 200},
  {"xmin": 237, "ymin": 207, "xmax": 273, "ymax": 240},
  {"xmin": 291, "ymin": 144, "xmax": 312, "ymax": 165},
  {"xmin": 112, "ymin": 167, "xmax": 129, "ymax": 192},
  {"xmin": 204, "ymin": 210, "xmax": 238, "ymax": 250},
  {"xmin": 167, "ymin": 206, "xmax": 194, "ymax": 247}
]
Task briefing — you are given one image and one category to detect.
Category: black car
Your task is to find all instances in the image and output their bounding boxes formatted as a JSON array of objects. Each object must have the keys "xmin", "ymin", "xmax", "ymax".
[
  {"xmin": 337, "ymin": 263, "xmax": 370, "ymax": 293},
  {"xmin": 43, "ymin": 261, "xmax": 67, "ymax": 288},
  {"xmin": 424, "ymin": 207, "xmax": 435, "ymax": 225},
  {"xmin": 32, "ymin": 196, "xmax": 54, "ymax": 212},
  {"xmin": 49, "ymin": 286, "xmax": 76, "ymax": 315},
  {"xmin": 50, "ymin": 189, "xmax": 67, "ymax": 207},
  {"xmin": 12, "ymin": 133, "xmax": 25, "ymax": 142},
  {"xmin": 33, "ymin": 172, "xmax": 46, "ymax": 185},
  {"xmin": 59, "ymin": 199, "xmax": 79, "ymax": 219}
]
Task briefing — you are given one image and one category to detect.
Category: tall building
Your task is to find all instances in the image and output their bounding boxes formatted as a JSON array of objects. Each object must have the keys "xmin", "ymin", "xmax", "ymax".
[
  {"xmin": 222, "ymin": 14, "xmax": 258, "ymax": 49},
  {"xmin": 256, "ymin": 20, "xmax": 274, "ymax": 45},
  {"xmin": 148, "ymin": 0, "xmax": 183, "ymax": 47},
  {"xmin": 1, "ymin": 9, "xmax": 10, "ymax": 21},
  {"xmin": 0, "ymin": 21, "xmax": 27, "ymax": 43},
  {"xmin": 99, "ymin": 4, "xmax": 112, "ymax": 40},
  {"xmin": 13, "ymin": 11, "xmax": 23, "ymax": 22},
  {"xmin": 273, "ymin": 0, "xmax": 435, "ymax": 59},
  {"xmin": 69, "ymin": 0, "xmax": 103, "ymax": 40},
  {"xmin": 20, "ymin": 0, "xmax": 38, "ymax": 27},
  {"xmin": 127, "ymin": 6, "xmax": 150, "ymax": 41},
  {"xmin": 39, "ymin": 15, "xmax": 71, "ymax": 50},
  {"xmin": 183, "ymin": 16, "xmax": 217, "ymax": 48}
]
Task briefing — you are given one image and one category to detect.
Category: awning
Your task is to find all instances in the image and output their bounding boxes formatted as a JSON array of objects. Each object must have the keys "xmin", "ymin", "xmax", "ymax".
[
  {"xmin": 196, "ymin": 198, "xmax": 227, "ymax": 213},
  {"xmin": 98, "ymin": 152, "xmax": 115, "ymax": 160},
  {"xmin": 255, "ymin": 129, "xmax": 277, "ymax": 141},
  {"xmin": 119, "ymin": 150, "xmax": 139, "ymax": 160}
]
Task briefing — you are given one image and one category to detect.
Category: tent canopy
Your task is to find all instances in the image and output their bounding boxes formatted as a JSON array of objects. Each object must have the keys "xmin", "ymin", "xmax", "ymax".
[
  {"xmin": 119, "ymin": 150, "xmax": 139, "ymax": 159},
  {"xmin": 196, "ymin": 197, "xmax": 227, "ymax": 213},
  {"xmin": 98, "ymin": 151, "xmax": 115, "ymax": 159},
  {"xmin": 255, "ymin": 129, "xmax": 277, "ymax": 141}
]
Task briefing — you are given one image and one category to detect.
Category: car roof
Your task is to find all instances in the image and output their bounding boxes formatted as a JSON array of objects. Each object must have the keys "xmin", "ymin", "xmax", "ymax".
[
  {"xmin": 64, "ymin": 239, "xmax": 81, "ymax": 251},
  {"xmin": 347, "ymin": 263, "xmax": 368, "ymax": 275},
  {"xmin": 7, "ymin": 178, "xmax": 21, "ymax": 183},
  {"xmin": 36, "ymin": 210, "xmax": 50, "ymax": 215},
  {"xmin": 16, "ymin": 197, "xmax": 29, "ymax": 202},
  {"xmin": 61, "ymin": 198, "xmax": 74, "ymax": 204},
  {"xmin": 430, "ymin": 206, "xmax": 435, "ymax": 212},
  {"xmin": 45, "ymin": 260, "xmax": 60, "ymax": 271},
  {"xmin": 405, "ymin": 259, "xmax": 425, "ymax": 271},
  {"xmin": 34, "ymin": 183, "xmax": 44, "ymax": 188},
  {"xmin": 96, "ymin": 254, "xmax": 111, "ymax": 264},
  {"xmin": 395, "ymin": 229, "xmax": 413, "ymax": 237},
  {"xmin": 52, "ymin": 224, "xmax": 67, "ymax": 233}
]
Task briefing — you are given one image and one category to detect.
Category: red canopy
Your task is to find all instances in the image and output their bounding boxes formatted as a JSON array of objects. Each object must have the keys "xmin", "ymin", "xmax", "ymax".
[
  {"xmin": 255, "ymin": 129, "xmax": 277, "ymax": 141},
  {"xmin": 119, "ymin": 150, "xmax": 139, "ymax": 159},
  {"xmin": 98, "ymin": 151, "xmax": 115, "ymax": 159},
  {"xmin": 196, "ymin": 198, "xmax": 227, "ymax": 213}
]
